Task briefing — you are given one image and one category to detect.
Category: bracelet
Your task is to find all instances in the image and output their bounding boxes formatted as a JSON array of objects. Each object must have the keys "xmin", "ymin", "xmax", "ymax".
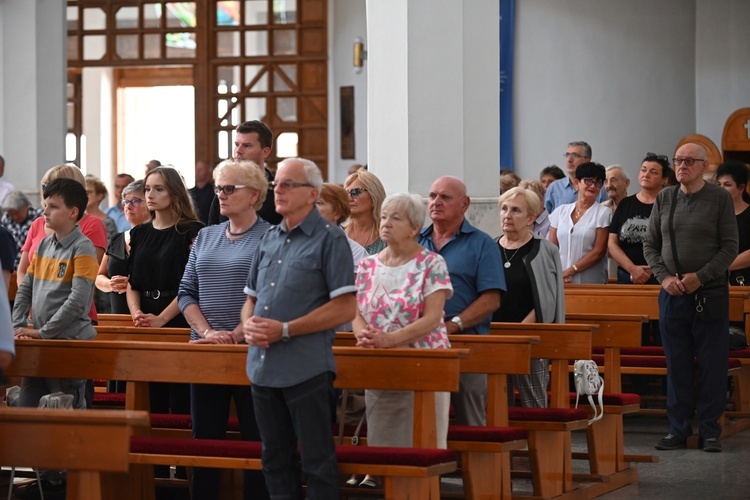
[
  {"xmin": 203, "ymin": 329, "xmax": 210, "ymax": 338},
  {"xmin": 572, "ymin": 264, "xmax": 579, "ymax": 273}
]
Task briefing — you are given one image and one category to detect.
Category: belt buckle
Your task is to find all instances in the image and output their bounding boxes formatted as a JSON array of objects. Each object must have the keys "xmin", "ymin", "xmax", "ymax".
[{"xmin": 151, "ymin": 290, "xmax": 161, "ymax": 300}]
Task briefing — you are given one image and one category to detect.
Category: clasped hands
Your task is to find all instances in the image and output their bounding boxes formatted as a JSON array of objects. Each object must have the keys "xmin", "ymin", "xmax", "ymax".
[{"xmin": 662, "ymin": 273, "xmax": 701, "ymax": 296}]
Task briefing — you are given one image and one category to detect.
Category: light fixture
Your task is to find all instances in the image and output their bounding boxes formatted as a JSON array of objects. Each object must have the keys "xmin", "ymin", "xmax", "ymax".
[{"xmin": 353, "ymin": 37, "xmax": 367, "ymax": 74}]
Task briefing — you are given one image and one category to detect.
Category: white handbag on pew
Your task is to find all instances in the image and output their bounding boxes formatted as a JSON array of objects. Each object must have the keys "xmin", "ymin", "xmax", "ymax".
[{"xmin": 573, "ymin": 359, "xmax": 604, "ymax": 424}]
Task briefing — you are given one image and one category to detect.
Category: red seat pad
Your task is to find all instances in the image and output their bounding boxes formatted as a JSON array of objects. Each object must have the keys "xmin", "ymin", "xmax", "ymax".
[
  {"xmin": 151, "ymin": 413, "xmax": 192, "ymax": 429},
  {"xmin": 92, "ymin": 393, "xmax": 126, "ymax": 406},
  {"xmin": 447, "ymin": 425, "xmax": 527, "ymax": 442},
  {"xmin": 508, "ymin": 407, "xmax": 588, "ymax": 422},
  {"xmin": 131, "ymin": 436, "xmax": 456, "ymax": 467},
  {"xmin": 568, "ymin": 392, "xmax": 640, "ymax": 405}
]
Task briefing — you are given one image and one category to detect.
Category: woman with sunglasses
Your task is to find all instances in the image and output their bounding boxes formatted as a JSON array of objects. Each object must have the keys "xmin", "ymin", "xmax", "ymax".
[
  {"xmin": 95, "ymin": 179, "xmax": 151, "ymax": 314},
  {"xmin": 549, "ymin": 162, "xmax": 611, "ymax": 283},
  {"xmin": 178, "ymin": 161, "xmax": 270, "ymax": 500},
  {"xmin": 608, "ymin": 153, "xmax": 672, "ymax": 284},
  {"xmin": 716, "ymin": 160, "xmax": 750, "ymax": 286},
  {"xmin": 343, "ymin": 170, "xmax": 387, "ymax": 255}
]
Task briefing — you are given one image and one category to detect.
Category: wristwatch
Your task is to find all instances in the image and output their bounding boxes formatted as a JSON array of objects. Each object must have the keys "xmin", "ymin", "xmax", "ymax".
[
  {"xmin": 281, "ymin": 322, "xmax": 291, "ymax": 342},
  {"xmin": 451, "ymin": 316, "xmax": 464, "ymax": 332}
]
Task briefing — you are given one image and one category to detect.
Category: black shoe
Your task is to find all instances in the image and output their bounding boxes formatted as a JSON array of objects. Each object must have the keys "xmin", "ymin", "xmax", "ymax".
[
  {"xmin": 702, "ymin": 437, "xmax": 722, "ymax": 453},
  {"xmin": 17, "ymin": 479, "xmax": 67, "ymax": 500},
  {"xmin": 655, "ymin": 434, "xmax": 686, "ymax": 450}
]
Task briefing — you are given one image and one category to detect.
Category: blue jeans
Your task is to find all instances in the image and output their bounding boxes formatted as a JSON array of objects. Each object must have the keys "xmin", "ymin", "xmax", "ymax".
[
  {"xmin": 252, "ymin": 372, "xmax": 339, "ymax": 500},
  {"xmin": 190, "ymin": 383, "xmax": 268, "ymax": 500},
  {"xmin": 659, "ymin": 289, "xmax": 729, "ymax": 440}
]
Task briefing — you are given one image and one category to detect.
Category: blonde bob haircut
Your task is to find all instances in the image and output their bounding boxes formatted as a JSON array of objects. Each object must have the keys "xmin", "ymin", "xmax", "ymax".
[
  {"xmin": 343, "ymin": 169, "xmax": 387, "ymax": 234},
  {"xmin": 213, "ymin": 160, "xmax": 268, "ymax": 211},
  {"xmin": 498, "ymin": 186, "xmax": 541, "ymax": 218},
  {"xmin": 381, "ymin": 192, "xmax": 426, "ymax": 235}
]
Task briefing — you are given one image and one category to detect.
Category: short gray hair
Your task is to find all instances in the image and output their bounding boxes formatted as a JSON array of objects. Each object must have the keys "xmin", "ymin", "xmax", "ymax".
[
  {"xmin": 299, "ymin": 158, "xmax": 323, "ymax": 190},
  {"xmin": 568, "ymin": 141, "xmax": 592, "ymax": 159},
  {"xmin": 1, "ymin": 191, "xmax": 31, "ymax": 211},
  {"xmin": 122, "ymin": 179, "xmax": 145, "ymax": 199},
  {"xmin": 606, "ymin": 164, "xmax": 629, "ymax": 181},
  {"xmin": 381, "ymin": 192, "xmax": 426, "ymax": 231}
]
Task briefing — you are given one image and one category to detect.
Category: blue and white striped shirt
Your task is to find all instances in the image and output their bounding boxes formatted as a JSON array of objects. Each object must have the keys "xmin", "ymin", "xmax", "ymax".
[{"xmin": 178, "ymin": 219, "xmax": 271, "ymax": 340}]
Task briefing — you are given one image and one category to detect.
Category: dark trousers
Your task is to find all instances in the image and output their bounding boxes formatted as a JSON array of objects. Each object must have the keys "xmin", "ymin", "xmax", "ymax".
[
  {"xmin": 190, "ymin": 383, "xmax": 269, "ymax": 500},
  {"xmin": 659, "ymin": 289, "xmax": 729, "ymax": 440},
  {"xmin": 252, "ymin": 372, "xmax": 339, "ymax": 500}
]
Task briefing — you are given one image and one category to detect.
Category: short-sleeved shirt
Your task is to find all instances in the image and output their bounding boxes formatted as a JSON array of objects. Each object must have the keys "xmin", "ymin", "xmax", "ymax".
[
  {"xmin": 244, "ymin": 208, "xmax": 356, "ymax": 387},
  {"xmin": 549, "ymin": 202, "xmax": 612, "ymax": 284},
  {"xmin": 105, "ymin": 205, "xmax": 131, "ymax": 233},
  {"xmin": 609, "ymin": 194, "xmax": 654, "ymax": 270},
  {"xmin": 544, "ymin": 176, "xmax": 608, "ymax": 215},
  {"xmin": 356, "ymin": 249, "xmax": 453, "ymax": 349},
  {"xmin": 22, "ymin": 214, "xmax": 107, "ymax": 322},
  {"xmin": 419, "ymin": 219, "xmax": 506, "ymax": 334}
]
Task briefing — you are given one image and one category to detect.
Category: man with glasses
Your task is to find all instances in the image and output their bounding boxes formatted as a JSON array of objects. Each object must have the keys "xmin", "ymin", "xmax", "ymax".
[
  {"xmin": 105, "ymin": 173, "xmax": 135, "ymax": 232},
  {"xmin": 644, "ymin": 143, "xmax": 738, "ymax": 453},
  {"xmin": 242, "ymin": 157, "xmax": 355, "ymax": 498},
  {"xmin": 208, "ymin": 120, "xmax": 282, "ymax": 226},
  {"xmin": 544, "ymin": 141, "xmax": 607, "ymax": 214},
  {"xmin": 419, "ymin": 176, "xmax": 506, "ymax": 426}
]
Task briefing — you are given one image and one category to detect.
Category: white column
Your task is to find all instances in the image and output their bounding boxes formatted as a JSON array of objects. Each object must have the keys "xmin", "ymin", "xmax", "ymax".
[
  {"xmin": 366, "ymin": 0, "xmax": 500, "ymax": 234},
  {"xmin": 0, "ymin": 0, "xmax": 66, "ymax": 198}
]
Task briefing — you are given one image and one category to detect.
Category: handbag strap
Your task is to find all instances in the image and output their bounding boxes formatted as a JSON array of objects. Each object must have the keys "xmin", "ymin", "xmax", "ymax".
[{"xmin": 667, "ymin": 185, "xmax": 683, "ymax": 279}]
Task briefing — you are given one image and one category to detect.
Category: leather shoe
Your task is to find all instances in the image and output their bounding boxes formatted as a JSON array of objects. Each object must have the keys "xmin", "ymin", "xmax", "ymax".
[{"xmin": 655, "ymin": 434, "xmax": 686, "ymax": 450}]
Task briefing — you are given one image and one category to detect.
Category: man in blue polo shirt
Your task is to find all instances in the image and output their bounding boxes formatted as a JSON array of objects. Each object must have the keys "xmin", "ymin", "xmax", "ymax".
[
  {"xmin": 242, "ymin": 157, "xmax": 356, "ymax": 498},
  {"xmin": 544, "ymin": 141, "xmax": 607, "ymax": 214},
  {"xmin": 419, "ymin": 176, "xmax": 506, "ymax": 426}
]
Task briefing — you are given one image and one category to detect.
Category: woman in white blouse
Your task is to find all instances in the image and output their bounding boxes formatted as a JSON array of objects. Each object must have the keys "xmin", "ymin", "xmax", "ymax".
[{"xmin": 548, "ymin": 162, "xmax": 612, "ymax": 283}]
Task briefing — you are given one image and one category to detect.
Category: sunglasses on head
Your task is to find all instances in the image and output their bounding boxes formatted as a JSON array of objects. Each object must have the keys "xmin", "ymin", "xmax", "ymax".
[{"xmin": 645, "ymin": 152, "xmax": 669, "ymax": 163}]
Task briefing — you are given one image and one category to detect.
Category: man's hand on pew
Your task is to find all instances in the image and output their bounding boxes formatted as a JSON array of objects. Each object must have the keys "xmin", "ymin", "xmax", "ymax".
[
  {"xmin": 243, "ymin": 315, "xmax": 282, "ymax": 348},
  {"xmin": 13, "ymin": 327, "xmax": 40, "ymax": 339}
]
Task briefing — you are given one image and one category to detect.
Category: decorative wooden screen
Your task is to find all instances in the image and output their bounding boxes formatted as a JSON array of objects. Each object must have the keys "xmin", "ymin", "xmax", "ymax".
[{"xmin": 66, "ymin": 0, "xmax": 327, "ymax": 176}]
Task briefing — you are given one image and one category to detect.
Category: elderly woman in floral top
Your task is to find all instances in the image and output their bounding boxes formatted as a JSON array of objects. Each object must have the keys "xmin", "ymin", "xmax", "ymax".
[{"xmin": 353, "ymin": 192, "xmax": 452, "ymax": 489}]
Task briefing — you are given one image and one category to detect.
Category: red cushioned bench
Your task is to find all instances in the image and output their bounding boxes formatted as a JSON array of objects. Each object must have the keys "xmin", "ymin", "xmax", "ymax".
[
  {"xmin": 130, "ymin": 436, "xmax": 457, "ymax": 498},
  {"xmin": 7, "ymin": 340, "xmax": 466, "ymax": 500}
]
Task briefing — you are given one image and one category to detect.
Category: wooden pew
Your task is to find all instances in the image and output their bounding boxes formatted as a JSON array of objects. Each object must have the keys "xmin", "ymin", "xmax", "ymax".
[
  {"xmin": 6, "ymin": 340, "xmax": 464, "ymax": 500},
  {"xmin": 490, "ymin": 322, "xmax": 640, "ymax": 499},
  {"xmin": 0, "ymin": 408, "xmax": 149, "ymax": 500},
  {"xmin": 94, "ymin": 325, "xmax": 190, "ymax": 342},
  {"xmin": 97, "ymin": 314, "xmax": 134, "ymax": 327}
]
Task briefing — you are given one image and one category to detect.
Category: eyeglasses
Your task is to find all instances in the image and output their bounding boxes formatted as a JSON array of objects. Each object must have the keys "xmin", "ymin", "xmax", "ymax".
[
  {"xmin": 271, "ymin": 180, "xmax": 313, "ymax": 190},
  {"xmin": 672, "ymin": 157, "xmax": 705, "ymax": 167},
  {"xmin": 645, "ymin": 152, "xmax": 669, "ymax": 163},
  {"xmin": 563, "ymin": 153, "xmax": 587, "ymax": 160},
  {"xmin": 580, "ymin": 177, "xmax": 604, "ymax": 188},
  {"xmin": 121, "ymin": 197, "xmax": 144, "ymax": 207},
  {"xmin": 214, "ymin": 184, "xmax": 247, "ymax": 196},
  {"xmin": 347, "ymin": 187, "xmax": 368, "ymax": 199}
]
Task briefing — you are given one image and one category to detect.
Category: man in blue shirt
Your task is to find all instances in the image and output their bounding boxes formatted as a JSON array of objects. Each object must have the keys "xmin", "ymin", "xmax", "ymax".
[
  {"xmin": 544, "ymin": 141, "xmax": 607, "ymax": 214},
  {"xmin": 419, "ymin": 176, "xmax": 506, "ymax": 426},
  {"xmin": 105, "ymin": 173, "xmax": 135, "ymax": 232},
  {"xmin": 242, "ymin": 157, "xmax": 356, "ymax": 498}
]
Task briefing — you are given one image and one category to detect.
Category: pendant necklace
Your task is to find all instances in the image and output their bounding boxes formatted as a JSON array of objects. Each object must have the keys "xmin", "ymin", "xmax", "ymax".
[
  {"xmin": 227, "ymin": 218, "xmax": 258, "ymax": 243},
  {"xmin": 502, "ymin": 245, "xmax": 521, "ymax": 269}
]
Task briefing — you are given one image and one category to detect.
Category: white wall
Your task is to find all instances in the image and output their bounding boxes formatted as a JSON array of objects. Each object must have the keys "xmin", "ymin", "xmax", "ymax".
[
  {"xmin": 328, "ymin": 0, "xmax": 368, "ymax": 183},
  {"xmin": 513, "ymin": 0, "xmax": 696, "ymax": 183},
  {"xmin": 695, "ymin": 0, "xmax": 750, "ymax": 149}
]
